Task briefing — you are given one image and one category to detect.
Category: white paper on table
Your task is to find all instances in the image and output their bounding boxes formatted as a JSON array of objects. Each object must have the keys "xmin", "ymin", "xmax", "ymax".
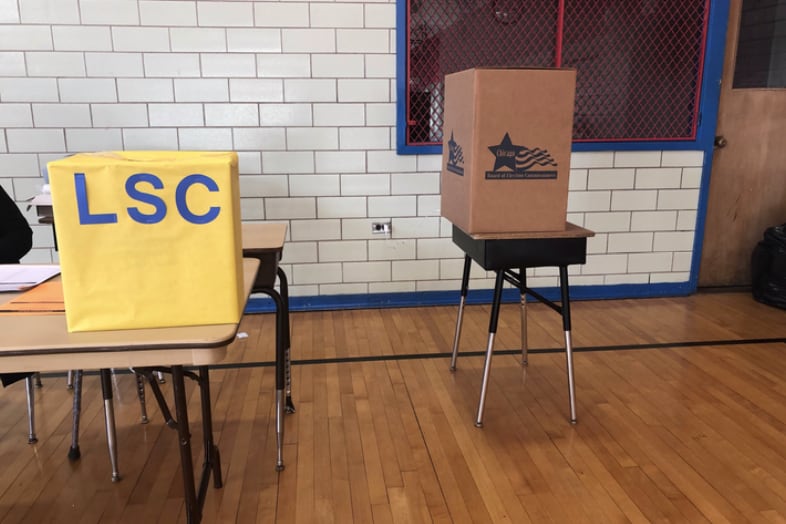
[{"xmin": 0, "ymin": 264, "xmax": 61, "ymax": 292}]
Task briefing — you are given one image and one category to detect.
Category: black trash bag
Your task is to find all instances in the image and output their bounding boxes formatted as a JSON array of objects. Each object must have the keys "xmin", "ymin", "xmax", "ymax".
[{"xmin": 751, "ymin": 223, "xmax": 786, "ymax": 309}]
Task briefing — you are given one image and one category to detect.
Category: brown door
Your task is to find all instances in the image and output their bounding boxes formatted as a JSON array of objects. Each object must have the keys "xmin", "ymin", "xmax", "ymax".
[{"xmin": 699, "ymin": 0, "xmax": 786, "ymax": 287}]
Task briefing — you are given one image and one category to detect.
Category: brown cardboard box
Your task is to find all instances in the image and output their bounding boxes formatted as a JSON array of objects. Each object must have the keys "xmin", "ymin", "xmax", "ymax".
[{"xmin": 441, "ymin": 67, "xmax": 576, "ymax": 234}]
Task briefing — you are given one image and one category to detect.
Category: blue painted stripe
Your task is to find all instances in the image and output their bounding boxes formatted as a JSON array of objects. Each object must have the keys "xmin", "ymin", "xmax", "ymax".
[{"xmin": 245, "ymin": 281, "xmax": 695, "ymax": 313}]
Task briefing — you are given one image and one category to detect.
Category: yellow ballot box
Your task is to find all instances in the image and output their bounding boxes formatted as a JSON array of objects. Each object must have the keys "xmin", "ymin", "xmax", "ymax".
[{"xmin": 47, "ymin": 151, "xmax": 244, "ymax": 332}]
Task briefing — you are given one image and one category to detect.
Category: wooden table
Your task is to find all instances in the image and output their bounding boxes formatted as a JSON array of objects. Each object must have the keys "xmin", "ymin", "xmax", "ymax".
[
  {"xmin": 448, "ymin": 223, "xmax": 594, "ymax": 427},
  {"xmin": 0, "ymin": 258, "xmax": 259, "ymax": 524}
]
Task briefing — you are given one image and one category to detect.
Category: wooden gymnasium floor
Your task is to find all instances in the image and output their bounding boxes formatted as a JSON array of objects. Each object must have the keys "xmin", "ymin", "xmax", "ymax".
[{"xmin": 2, "ymin": 291, "xmax": 786, "ymax": 522}]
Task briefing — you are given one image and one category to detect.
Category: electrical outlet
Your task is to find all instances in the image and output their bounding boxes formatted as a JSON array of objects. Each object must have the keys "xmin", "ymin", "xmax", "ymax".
[{"xmin": 371, "ymin": 222, "xmax": 392, "ymax": 235}]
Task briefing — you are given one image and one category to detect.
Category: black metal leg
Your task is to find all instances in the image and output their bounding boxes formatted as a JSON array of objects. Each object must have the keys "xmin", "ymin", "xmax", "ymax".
[
  {"xmin": 171, "ymin": 366, "xmax": 200, "ymax": 524},
  {"xmin": 277, "ymin": 267, "xmax": 295, "ymax": 414},
  {"xmin": 197, "ymin": 366, "xmax": 222, "ymax": 491},
  {"xmin": 68, "ymin": 370, "xmax": 83, "ymax": 460},
  {"xmin": 135, "ymin": 372, "xmax": 149, "ymax": 424},
  {"xmin": 100, "ymin": 369, "xmax": 121, "ymax": 482},
  {"xmin": 450, "ymin": 254, "xmax": 473, "ymax": 371},
  {"xmin": 25, "ymin": 376, "xmax": 37, "ymax": 443},
  {"xmin": 519, "ymin": 267, "xmax": 528, "ymax": 366},
  {"xmin": 475, "ymin": 270, "xmax": 505, "ymax": 428},
  {"xmin": 258, "ymin": 285, "xmax": 287, "ymax": 471},
  {"xmin": 559, "ymin": 266, "xmax": 577, "ymax": 423}
]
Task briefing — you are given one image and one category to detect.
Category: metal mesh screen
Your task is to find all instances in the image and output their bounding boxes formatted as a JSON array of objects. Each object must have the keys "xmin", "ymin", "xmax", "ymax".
[{"xmin": 406, "ymin": 0, "xmax": 709, "ymax": 146}]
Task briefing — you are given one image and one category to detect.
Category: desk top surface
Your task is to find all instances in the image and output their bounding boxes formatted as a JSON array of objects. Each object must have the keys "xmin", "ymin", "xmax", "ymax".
[
  {"xmin": 241, "ymin": 222, "xmax": 287, "ymax": 253},
  {"xmin": 465, "ymin": 222, "xmax": 595, "ymax": 240},
  {"xmin": 0, "ymin": 258, "xmax": 259, "ymax": 373}
]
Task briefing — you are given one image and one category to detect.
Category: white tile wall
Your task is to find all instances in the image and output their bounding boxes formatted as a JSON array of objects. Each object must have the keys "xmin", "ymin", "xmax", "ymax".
[{"xmin": 7, "ymin": 0, "xmax": 706, "ymax": 297}]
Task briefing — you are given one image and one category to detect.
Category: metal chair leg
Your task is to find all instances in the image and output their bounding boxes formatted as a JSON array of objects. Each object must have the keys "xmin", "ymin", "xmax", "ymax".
[
  {"xmin": 450, "ymin": 254, "xmax": 473, "ymax": 371},
  {"xmin": 475, "ymin": 270, "xmax": 505, "ymax": 428}
]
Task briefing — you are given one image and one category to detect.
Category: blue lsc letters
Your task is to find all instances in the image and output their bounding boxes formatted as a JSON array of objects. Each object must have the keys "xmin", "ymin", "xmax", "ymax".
[{"xmin": 74, "ymin": 172, "xmax": 221, "ymax": 225}]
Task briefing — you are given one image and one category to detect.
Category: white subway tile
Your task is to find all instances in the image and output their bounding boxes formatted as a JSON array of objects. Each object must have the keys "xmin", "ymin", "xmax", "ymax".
[
  {"xmin": 0, "ymin": 0, "xmax": 19, "ymax": 23},
  {"xmin": 391, "ymin": 216, "xmax": 439, "ymax": 238},
  {"xmin": 610, "ymin": 190, "xmax": 657, "ymax": 211},
  {"xmin": 59, "ymin": 79, "xmax": 117, "ymax": 103},
  {"xmin": 170, "ymin": 28, "xmax": 227, "ymax": 52},
  {"xmin": 586, "ymin": 233, "xmax": 607, "ymax": 254},
  {"xmin": 290, "ymin": 218, "xmax": 341, "ymax": 240},
  {"xmin": 673, "ymin": 251, "xmax": 692, "ymax": 272},
  {"xmin": 148, "ymin": 103, "xmax": 204, "ymax": 127},
  {"xmin": 628, "ymin": 252, "xmax": 673, "ymax": 273},
  {"xmin": 26, "ymin": 52, "xmax": 86, "ymax": 77},
  {"xmin": 341, "ymin": 173, "xmax": 389, "ymax": 196},
  {"xmin": 257, "ymin": 54, "xmax": 310, "ymax": 78},
  {"xmin": 197, "ymin": 1, "xmax": 253, "ymax": 27},
  {"xmin": 393, "ymin": 260, "xmax": 438, "ymax": 281},
  {"xmin": 284, "ymin": 79, "xmax": 336, "ymax": 102},
  {"xmin": 227, "ymin": 28, "xmax": 281, "ymax": 52},
  {"xmin": 314, "ymin": 151, "xmax": 365, "ymax": 173},
  {"xmin": 650, "ymin": 272, "xmax": 690, "ymax": 284},
  {"xmin": 287, "ymin": 127, "xmax": 338, "ymax": 150},
  {"xmin": 0, "ymin": 52, "xmax": 25, "ymax": 76},
  {"xmin": 566, "ymin": 212, "xmax": 585, "ymax": 227},
  {"xmin": 336, "ymin": 29, "xmax": 388, "ymax": 53},
  {"xmin": 416, "ymin": 154, "xmax": 441, "ymax": 172},
  {"xmin": 343, "ymin": 261, "xmax": 390, "ymax": 282},
  {"xmin": 0, "ymin": 78, "xmax": 58, "ymax": 102},
  {"xmin": 567, "ymin": 190, "xmax": 611, "ymax": 212},
  {"xmin": 582, "ymin": 254, "xmax": 628, "ymax": 274},
  {"xmin": 281, "ymin": 29, "xmax": 335, "ymax": 53},
  {"xmin": 233, "ymin": 128, "xmax": 286, "ymax": 151},
  {"xmin": 230, "ymin": 79, "xmax": 284, "ymax": 102},
  {"xmin": 630, "ymin": 211, "xmax": 678, "ymax": 232},
  {"xmin": 337, "ymin": 79, "xmax": 389, "ymax": 102},
  {"xmin": 342, "ymin": 218, "xmax": 379, "ymax": 239},
  {"xmin": 65, "ymin": 128, "xmax": 123, "ymax": 152},
  {"xmin": 239, "ymin": 172, "xmax": 288, "ymax": 197},
  {"xmin": 21, "ymin": 0, "xmax": 79, "ymax": 23},
  {"xmin": 53, "ymin": 26, "xmax": 112, "ymax": 51},
  {"xmin": 112, "ymin": 27, "xmax": 170, "ymax": 52},
  {"xmin": 605, "ymin": 274, "xmax": 649, "ymax": 285},
  {"xmin": 0, "ymin": 154, "xmax": 39, "ymax": 176},
  {"xmin": 681, "ymin": 167, "xmax": 702, "ymax": 188},
  {"xmin": 255, "ymin": 2, "xmax": 310, "ymax": 27},
  {"xmin": 314, "ymin": 103, "xmax": 364, "ymax": 126},
  {"xmin": 366, "ymin": 54, "xmax": 395, "ymax": 78},
  {"xmin": 266, "ymin": 197, "xmax": 316, "ymax": 219},
  {"xmin": 614, "ymin": 151, "xmax": 661, "ymax": 168},
  {"xmin": 86, "ymin": 52, "xmax": 145, "ymax": 77},
  {"xmin": 607, "ymin": 232, "xmax": 653, "ymax": 253},
  {"xmin": 139, "ymin": 1, "xmax": 197, "ymax": 27},
  {"xmin": 144, "ymin": 53, "xmax": 201, "ymax": 77},
  {"xmin": 370, "ymin": 282, "xmax": 415, "ymax": 293},
  {"xmin": 676, "ymin": 210, "xmax": 697, "ymax": 230},
  {"xmin": 571, "ymin": 151, "xmax": 614, "ymax": 169},
  {"xmin": 122, "ymin": 128, "xmax": 179, "ymax": 150},
  {"xmin": 339, "ymin": 127, "xmax": 389, "ymax": 150},
  {"xmin": 657, "ymin": 189, "xmax": 699, "ymax": 210},
  {"xmin": 288, "ymin": 284, "xmax": 318, "ymax": 297},
  {"xmin": 293, "ymin": 263, "xmax": 343, "ymax": 284},
  {"xmin": 310, "ymin": 4, "xmax": 363, "ymax": 27},
  {"xmin": 178, "ymin": 128, "xmax": 233, "ymax": 150},
  {"xmin": 174, "ymin": 79, "xmax": 229, "ymax": 102},
  {"xmin": 204, "ymin": 104, "xmax": 259, "ymax": 126},
  {"xmin": 0, "ymin": 104, "xmax": 32, "ymax": 127},
  {"xmin": 568, "ymin": 169, "xmax": 588, "ymax": 190},
  {"xmin": 418, "ymin": 195, "xmax": 440, "ymax": 216},
  {"xmin": 662, "ymin": 150, "xmax": 704, "ymax": 167},
  {"xmin": 279, "ymin": 241, "xmax": 318, "ymax": 264},
  {"xmin": 7, "ymin": 129, "xmax": 64, "ymax": 153},
  {"xmin": 117, "ymin": 79, "xmax": 173, "ymax": 102},
  {"xmin": 80, "ymin": 0, "xmax": 139, "ymax": 25},
  {"xmin": 91, "ymin": 104, "xmax": 148, "ymax": 127},
  {"xmin": 365, "ymin": 4, "xmax": 395, "ymax": 28},
  {"xmin": 366, "ymin": 103, "xmax": 395, "ymax": 125},
  {"xmin": 318, "ymin": 196, "xmax": 366, "ymax": 217},
  {"xmin": 438, "ymin": 259, "xmax": 465, "ymax": 279},
  {"xmin": 238, "ymin": 151, "xmax": 262, "ymax": 174},
  {"xmin": 369, "ymin": 238, "xmax": 415, "ymax": 260},
  {"xmin": 240, "ymin": 197, "xmax": 265, "ymax": 220},
  {"xmin": 262, "ymin": 151, "xmax": 314, "ymax": 174},
  {"xmin": 202, "ymin": 53, "xmax": 256, "ymax": 78},
  {"xmin": 653, "ymin": 231, "xmax": 695, "ymax": 252},
  {"xmin": 584, "ymin": 212, "xmax": 631, "ymax": 232},
  {"xmin": 391, "ymin": 172, "xmax": 439, "ymax": 195},
  {"xmin": 367, "ymin": 150, "xmax": 417, "ymax": 172},
  {"xmin": 32, "ymin": 104, "xmax": 91, "ymax": 127},
  {"xmin": 318, "ymin": 240, "xmax": 367, "ymax": 262},
  {"xmin": 289, "ymin": 174, "xmax": 341, "ymax": 196},
  {"xmin": 311, "ymin": 54, "xmax": 364, "ymax": 78},
  {"xmin": 417, "ymin": 238, "xmax": 460, "ymax": 259},
  {"xmin": 320, "ymin": 283, "xmax": 368, "ymax": 295},
  {"xmin": 587, "ymin": 168, "xmax": 635, "ymax": 190},
  {"xmin": 0, "ymin": 26, "xmax": 52, "ymax": 51},
  {"xmin": 635, "ymin": 167, "xmax": 682, "ymax": 189}
]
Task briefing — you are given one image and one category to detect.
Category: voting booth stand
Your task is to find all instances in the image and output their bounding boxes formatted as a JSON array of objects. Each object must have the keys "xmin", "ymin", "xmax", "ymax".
[{"xmin": 48, "ymin": 151, "xmax": 244, "ymax": 333}]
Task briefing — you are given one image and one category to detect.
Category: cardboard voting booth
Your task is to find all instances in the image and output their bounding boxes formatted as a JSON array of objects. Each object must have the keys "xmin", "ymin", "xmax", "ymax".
[
  {"xmin": 48, "ymin": 151, "xmax": 244, "ymax": 332},
  {"xmin": 441, "ymin": 67, "xmax": 576, "ymax": 234}
]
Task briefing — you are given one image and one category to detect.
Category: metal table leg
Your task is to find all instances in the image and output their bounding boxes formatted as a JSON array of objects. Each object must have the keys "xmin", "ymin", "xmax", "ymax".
[
  {"xmin": 100, "ymin": 369, "xmax": 121, "ymax": 482},
  {"xmin": 519, "ymin": 267, "xmax": 528, "ymax": 366},
  {"xmin": 475, "ymin": 270, "xmax": 505, "ymax": 428},
  {"xmin": 25, "ymin": 376, "xmax": 37, "ymax": 443},
  {"xmin": 68, "ymin": 370, "xmax": 83, "ymax": 460},
  {"xmin": 559, "ymin": 266, "xmax": 577, "ymax": 424},
  {"xmin": 171, "ymin": 366, "xmax": 200, "ymax": 523},
  {"xmin": 277, "ymin": 267, "xmax": 296, "ymax": 414},
  {"xmin": 450, "ymin": 254, "xmax": 473, "ymax": 371}
]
